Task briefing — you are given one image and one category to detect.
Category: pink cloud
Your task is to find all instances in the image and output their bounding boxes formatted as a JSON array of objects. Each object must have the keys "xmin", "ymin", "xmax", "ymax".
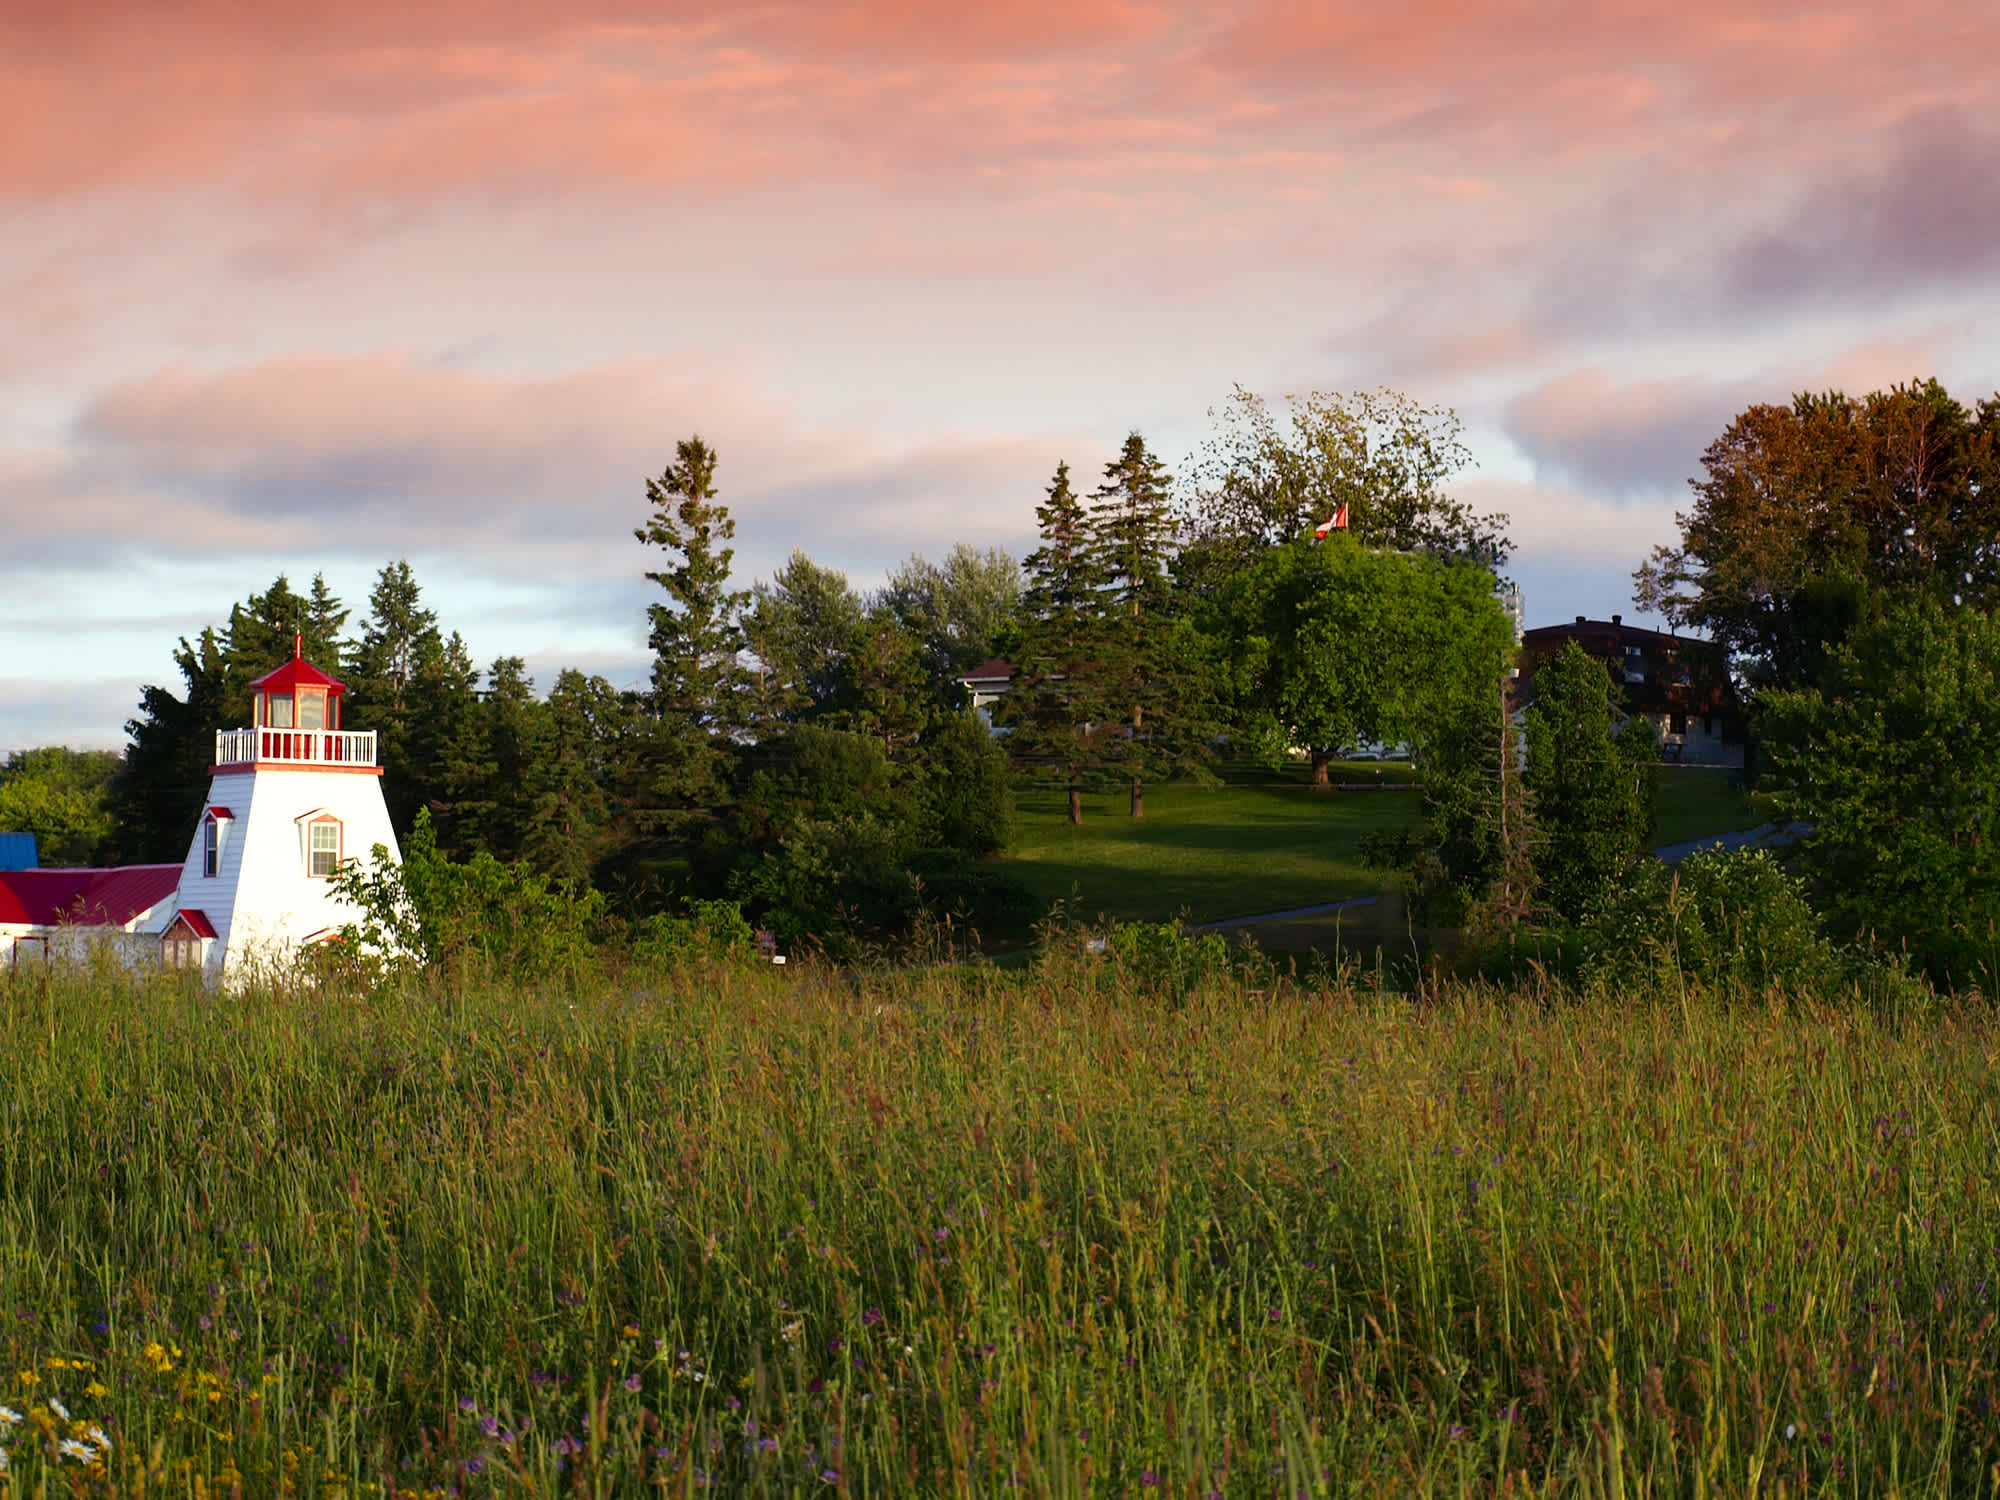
[{"xmin": 47, "ymin": 352, "xmax": 1074, "ymax": 577}]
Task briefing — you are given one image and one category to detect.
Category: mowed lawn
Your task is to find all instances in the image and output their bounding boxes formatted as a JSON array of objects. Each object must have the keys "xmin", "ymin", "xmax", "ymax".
[
  {"xmin": 1653, "ymin": 763, "xmax": 1768, "ymax": 846},
  {"xmin": 1004, "ymin": 762, "xmax": 1771, "ymax": 927},
  {"xmin": 1004, "ymin": 765, "xmax": 1420, "ymax": 924}
]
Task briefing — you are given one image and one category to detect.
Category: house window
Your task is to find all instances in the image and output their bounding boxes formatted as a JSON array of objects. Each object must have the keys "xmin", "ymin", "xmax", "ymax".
[
  {"xmin": 9, "ymin": 936, "xmax": 47, "ymax": 967},
  {"xmin": 204, "ymin": 817, "xmax": 221, "ymax": 878},
  {"xmin": 1669, "ymin": 712, "xmax": 1687, "ymax": 736},
  {"xmin": 308, "ymin": 819, "xmax": 342, "ymax": 878},
  {"xmin": 163, "ymin": 934, "xmax": 201, "ymax": 969}
]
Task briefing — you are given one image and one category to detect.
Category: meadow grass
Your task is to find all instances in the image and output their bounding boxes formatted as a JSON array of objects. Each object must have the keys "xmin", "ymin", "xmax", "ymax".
[{"xmin": 2, "ymin": 951, "xmax": 1997, "ymax": 1497}]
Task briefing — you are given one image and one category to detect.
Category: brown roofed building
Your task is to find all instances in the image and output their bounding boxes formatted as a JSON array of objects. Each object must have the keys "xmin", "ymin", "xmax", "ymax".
[{"xmin": 1518, "ymin": 615, "xmax": 1745, "ymax": 767}]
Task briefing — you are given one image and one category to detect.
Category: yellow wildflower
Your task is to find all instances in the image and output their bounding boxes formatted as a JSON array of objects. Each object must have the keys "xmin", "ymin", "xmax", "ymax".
[{"xmin": 16, "ymin": 1370, "xmax": 38, "ymax": 1387}]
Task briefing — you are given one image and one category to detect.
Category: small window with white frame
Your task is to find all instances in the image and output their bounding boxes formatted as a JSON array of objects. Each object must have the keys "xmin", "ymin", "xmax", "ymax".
[
  {"xmin": 203, "ymin": 815, "xmax": 225, "ymax": 878},
  {"xmin": 307, "ymin": 817, "xmax": 342, "ymax": 878}
]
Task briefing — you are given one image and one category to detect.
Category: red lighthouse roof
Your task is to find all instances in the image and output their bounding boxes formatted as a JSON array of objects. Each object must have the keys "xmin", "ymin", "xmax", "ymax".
[{"xmin": 249, "ymin": 635, "xmax": 347, "ymax": 696}]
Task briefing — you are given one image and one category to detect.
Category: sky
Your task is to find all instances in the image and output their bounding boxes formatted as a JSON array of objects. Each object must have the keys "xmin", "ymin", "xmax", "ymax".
[{"xmin": 4, "ymin": 0, "xmax": 1998, "ymax": 753}]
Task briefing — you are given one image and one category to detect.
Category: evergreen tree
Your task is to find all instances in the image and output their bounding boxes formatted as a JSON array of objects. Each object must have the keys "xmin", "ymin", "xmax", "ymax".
[
  {"xmin": 348, "ymin": 560, "xmax": 446, "ymax": 835},
  {"xmin": 840, "ymin": 610, "xmax": 935, "ymax": 761},
  {"xmin": 523, "ymin": 669, "xmax": 625, "ymax": 886},
  {"xmin": 1087, "ymin": 432, "xmax": 1212, "ymax": 817},
  {"xmin": 106, "ymin": 629, "xmax": 231, "ymax": 863},
  {"xmin": 305, "ymin": 573, "xmax": 350, "ymax": 675},
  {"xmin": 1523, "ymin": 640, "xmax": 1657, "ymax": 922},
  {"xmin": 442, "ymin": 657, "xmax": 549, "ymax": 863},
  {"xmin": 634, "ymin": 437, "xmax": 752, "ymax": 844},
  {"xmin": 408, "ymin": 631, "xmax": 482, "ymax": 857},
  {"xmin": 998, "ymin": 461, "xmax": 1112, "ymax": 825}
]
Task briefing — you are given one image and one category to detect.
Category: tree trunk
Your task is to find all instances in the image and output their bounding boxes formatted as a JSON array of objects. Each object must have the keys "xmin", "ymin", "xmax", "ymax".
[
  {"xmin": 1312, "ymin": 750, "xmax": 1331, "ymax": 787},
  {"xmin": 1130, "ymin": 775, "xmax": 1144, "ymax": 819},
  {"xmin": 1067, "ymin": 786, "xmax": 1082, "ymax": 826}
]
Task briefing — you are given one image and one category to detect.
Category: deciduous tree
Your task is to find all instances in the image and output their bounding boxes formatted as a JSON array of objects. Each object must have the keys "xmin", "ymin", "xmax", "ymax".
[
  {"xmin": 1760, "ymin": 596, "xmax": 2000, "ymax": 983},
  {"xmin": 1179, "ymin": 386, "xmax": 1510, "ymax": 592},
  {"xmin": 1635, "ymin": 380, "xmax": 2000, "ymax": 693}
]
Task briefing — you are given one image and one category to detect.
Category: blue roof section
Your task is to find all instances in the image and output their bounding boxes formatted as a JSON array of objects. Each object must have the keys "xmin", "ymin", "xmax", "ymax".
[{"xmin": 0, "ymin": 833, "xmax": 38, "ymax": 871}]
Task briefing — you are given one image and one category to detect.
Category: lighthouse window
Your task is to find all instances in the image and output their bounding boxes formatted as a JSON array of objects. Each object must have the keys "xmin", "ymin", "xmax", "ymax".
[
  {"xmin": 300, "ymin": 692, "xmax": 325, "ymax": 729},
  {"xmin": 204, "ymin": 817, "xmax": 221, "ymax": 878},
  {"xmin": 308, "ymin": 820, "xmax": 342, "ymax": 878},
  {"xmin": 268, "ymin": 693, "xmax": 294, "ymax": 729}
]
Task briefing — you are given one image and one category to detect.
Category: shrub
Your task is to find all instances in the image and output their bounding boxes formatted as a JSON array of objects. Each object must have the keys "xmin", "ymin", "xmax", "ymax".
[
  {"xmin": 1581, "ymin": 848, "xmax": 1838, "ymax": 997},
  {"xmin": 631, "ymin": 897, "xmax": 757, "ymax": 968},
  {"xmin": 1101, "ymin": 920, "xmax": 1236, "ymax": 1003},
  {"xmin": 332, "ymin": 807, "xmax": 605, "ymax": 982}
]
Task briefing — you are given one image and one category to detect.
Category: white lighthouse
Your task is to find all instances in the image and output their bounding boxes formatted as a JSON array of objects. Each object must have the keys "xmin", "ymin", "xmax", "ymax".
[{"xmin": 171, "ymin": 637, "xmax": 402, "ymax": 982}]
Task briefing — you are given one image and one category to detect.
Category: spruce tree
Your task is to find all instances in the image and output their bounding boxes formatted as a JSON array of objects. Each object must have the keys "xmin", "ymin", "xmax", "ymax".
[
  {"xmin": 1523, "ymin": 640, "xmax": 1656, "ymax": 921},
  {"xmin": 633, "ymin": 436, "xmax": 752, "ymax": 851},
  {"xmin": 348, "ymin": 560, "xmax": 446, "ymax": 835},
  {"xmin": 1087, "ymin": 432, "xmax": 1211, "ymax": 817},
  {"xmin": 998, "ymin": 461, "xmax": 1111, "ymax": 825}
]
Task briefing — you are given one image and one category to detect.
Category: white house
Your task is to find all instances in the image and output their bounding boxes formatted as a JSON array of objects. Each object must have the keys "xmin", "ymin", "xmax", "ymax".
[{"xmin": 1, "ymin": 639, "xmax": 402, "ymax": 982}]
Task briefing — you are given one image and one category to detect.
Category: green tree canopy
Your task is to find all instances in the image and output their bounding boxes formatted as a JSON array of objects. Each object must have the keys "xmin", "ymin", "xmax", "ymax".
[
  {"xmin": 1210, "ymin": 534, "xmax": 1515, "ymax": 785},
  {"xmin": 880, "ymin": 543, "xmax": 1021, "ymax": 680},
  {"xmin": 1179, "ymin": 386, "xmax": 1510, "ymax": 591},
  {"xmin": 0, "ymin": 748, "xmax": 119, "ymax": 866},
  {"xmin": 633, "ymin": 436, "xmax": 753, "ymax": 843},
  {"xmin": 1087, "ymin": 432, "xmax": 1214, "ymax": 817},
  {"xmin": 742, "ymin": 550, "xmax": 865, "ymax": 723},
  {"xmin": 1761, "ymin": 596, "xmax": 2000, "ymax": 984}
]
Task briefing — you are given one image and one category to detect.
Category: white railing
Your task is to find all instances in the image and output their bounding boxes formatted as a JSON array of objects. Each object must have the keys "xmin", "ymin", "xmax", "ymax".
[{"xmin": 214, "ymin": 728, "xmax": 377, "ymax": 767}]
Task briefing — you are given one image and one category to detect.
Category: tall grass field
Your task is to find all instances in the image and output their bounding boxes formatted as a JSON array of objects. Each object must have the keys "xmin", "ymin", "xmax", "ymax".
[{"xmin": 3, "ymin": 952, "xmax": 1996, "ymax": 1496}]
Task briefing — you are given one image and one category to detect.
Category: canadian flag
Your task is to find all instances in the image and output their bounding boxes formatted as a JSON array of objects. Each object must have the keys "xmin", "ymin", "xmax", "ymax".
[{"xmin": 1313, "ymin": 503, "xmax": 1350, "ymax": 540}]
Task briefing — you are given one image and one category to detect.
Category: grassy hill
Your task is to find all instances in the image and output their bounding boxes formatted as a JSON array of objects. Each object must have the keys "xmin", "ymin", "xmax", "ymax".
[
  {"xmin": 1004, "ymin": 763, "xmax": 1421, "ymax": 926},
  {"xmin": 1002, "ymin": 761, "xmax": 1766, "ymax": 927}
]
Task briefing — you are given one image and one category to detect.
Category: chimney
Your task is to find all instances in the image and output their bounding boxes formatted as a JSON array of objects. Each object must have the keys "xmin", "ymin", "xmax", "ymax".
[
  {"xmin": 1611, "ymin": 613, "xmax": 1622, "ymax": 626},
  {"xmin": 1575, "ymin": 614, "xmax": 1585, "ymax": 625}
]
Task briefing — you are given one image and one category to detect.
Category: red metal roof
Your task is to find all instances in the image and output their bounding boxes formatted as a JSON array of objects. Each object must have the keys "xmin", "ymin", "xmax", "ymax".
[
  {"xmin": 249, "ymin": 655, "xmax": 347, "ymax": 695},
  {"xmin": 167, "ymin": 908, "xmax": 218, "ymax": 939},
  {"xmin": 0, "ymin": 865, "xmax": 182, "ymax": 928},
  {"xmin": 206, "ymin": 805, "xmax": 234, "ymax": 820}
]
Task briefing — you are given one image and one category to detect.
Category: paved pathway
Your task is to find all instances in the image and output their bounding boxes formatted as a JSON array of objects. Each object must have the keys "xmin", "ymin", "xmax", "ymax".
[
  {"xmin": 1189, "ymin": 894, "xmax": 1381, "ymax": 932},
  {"xmin": 1653, "ymin": 821, "xmax": 1811, "ymax": 865}
]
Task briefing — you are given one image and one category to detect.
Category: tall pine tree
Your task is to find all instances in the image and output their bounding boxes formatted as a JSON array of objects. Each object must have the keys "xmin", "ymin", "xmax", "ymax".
[
  {"xmin": 998, "ymin": 461, "xmax": 1112, "ymax": 825},
  {"xmin": 1087, "ymin": 433, "xmax": 1212, "ymax": 817},
  {"xmin": 632, "ymin": 436, "xmax": 752, "ymax": 859}
]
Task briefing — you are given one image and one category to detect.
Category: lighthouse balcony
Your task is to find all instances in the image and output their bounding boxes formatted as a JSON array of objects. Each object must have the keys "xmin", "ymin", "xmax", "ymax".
[{"xmin": 214, "ymin": 727, "xmax": 378, "ymax": 768}]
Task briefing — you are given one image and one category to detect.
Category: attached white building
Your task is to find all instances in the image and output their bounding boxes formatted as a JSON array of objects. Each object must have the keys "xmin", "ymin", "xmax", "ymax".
[{"xmin": 1, "ymin": 640, "xmax": 402, "ymax": 982}]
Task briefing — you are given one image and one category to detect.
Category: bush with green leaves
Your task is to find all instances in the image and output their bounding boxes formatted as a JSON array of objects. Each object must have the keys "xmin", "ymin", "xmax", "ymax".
[
  {"xmin": 1580, "ymin": 849, "xmax": 1838, "ymax": 997},
  {"xmin": 630, "ymin": 896, "xmax": 758, "ymax": 968},
  {"xmin": 332, "ymin": 806, "xmax": 605, "ymax": 982},
  {"xmin": 1048, "ymin": 916, "xmax": 1232, "ymax": 1012},
  {"xmin": 1761, "ymin": 595, "xmax": 2000, "ymax": 986}
]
